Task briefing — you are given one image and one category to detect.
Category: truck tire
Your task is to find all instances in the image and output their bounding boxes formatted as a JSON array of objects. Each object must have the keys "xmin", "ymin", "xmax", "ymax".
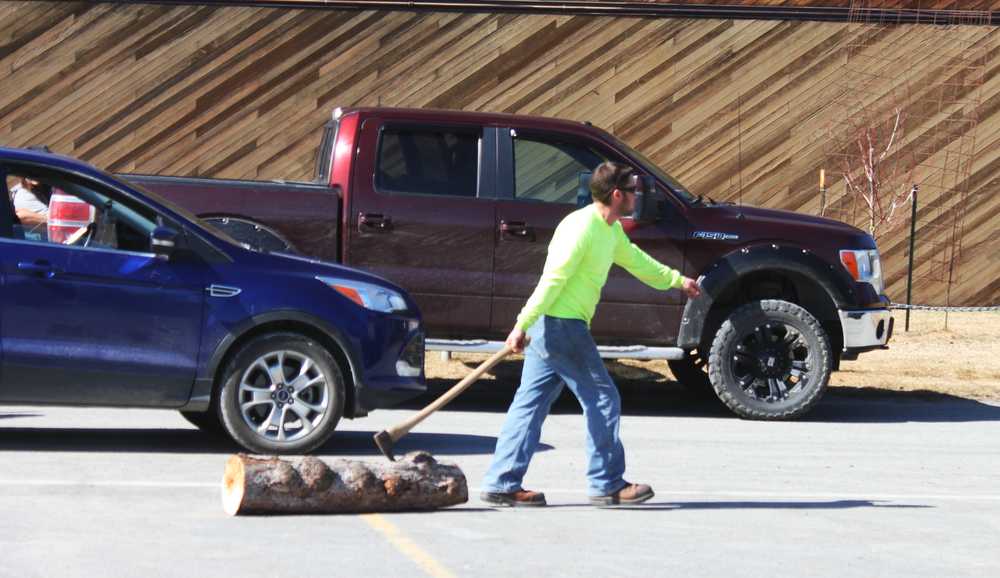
[
  {"xmin": 707, "ymin": 300, "xmax": 831, "ymax": 419},
  {"xmin": 218, "ymin": 333, "xmax": 345, "ymax": 454},
  {"xmin": 667, "ymin": 349, "xmax": 712, "ymax": 392},
  {"xmin": 179, "ymin": 410, "xmax": 225, "ymax": 436}
]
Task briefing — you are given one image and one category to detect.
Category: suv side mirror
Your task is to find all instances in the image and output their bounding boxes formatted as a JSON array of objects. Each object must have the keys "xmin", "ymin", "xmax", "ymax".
[
  {"xmin": 151, "ymin": 226, "xmax": 179, "ymax": 261},
  {"xmin": 632, "ymin": 175, "xmax": 660, "ymax": 223}
]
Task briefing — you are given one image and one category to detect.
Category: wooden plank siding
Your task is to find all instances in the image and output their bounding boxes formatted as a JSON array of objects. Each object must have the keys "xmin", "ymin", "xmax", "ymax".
[
  {"xmin": 515, "ymin": 0, "xmax": 1000, "ymax": 8},
  {"xmin": 0, "ymin": 1, "xmax": 996, "ymax": 305}
]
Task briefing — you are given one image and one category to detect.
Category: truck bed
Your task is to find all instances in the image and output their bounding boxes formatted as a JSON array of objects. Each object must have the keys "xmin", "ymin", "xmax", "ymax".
[{"xmin": 123, "ymin": 174, "xmax": 341, "ymax": 263}]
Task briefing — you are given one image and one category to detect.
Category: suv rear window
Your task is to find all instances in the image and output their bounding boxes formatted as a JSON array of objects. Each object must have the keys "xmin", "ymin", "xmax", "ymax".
[{"xmin": 376, "ymin": 127, "xmax": 479, "ymax": 197}]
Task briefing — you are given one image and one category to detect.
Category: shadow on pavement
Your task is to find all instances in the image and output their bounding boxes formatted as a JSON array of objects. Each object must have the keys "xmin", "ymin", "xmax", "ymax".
[
  {"xmin": 409, "ymin": 377, "xmax": 736, "ymax": 419},
  {"xmin": 0, "ymin": 426, "xmax": 513, "ymax": 456},
  {"xmin": 0, "ymin": 412, "xmax": 44, "ymax": 420},
  {"xmin": 803, "ymin": 388, "xmax": 1000, "ymax": 423},
  {"xmin": 327, "ymin": 429, "xmax": 533, "ymax": 457},
  {"xmin": 539, "ymin": 499, "xmax": 931, "ymax": 510},
  {"xmin": 411, "ymin": 376, "xmax": 1000, "ymax": 423},
  {"xmin": 0, "ymin": 427, "xmax": 241, "ymax": 453}
]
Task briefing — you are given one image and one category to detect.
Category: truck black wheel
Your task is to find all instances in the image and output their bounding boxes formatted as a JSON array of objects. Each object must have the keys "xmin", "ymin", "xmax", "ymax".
[
  {"xmin": 179, "ymin": 410, "xmax": 225, "ymax": 436},
  {"xmin": 708, "ymin": 300, "xmax": 831, "ymax": 419},
  {"xmin": 218, "ymin": 333, "xmax": 345, "ymax": 454},
  {"xmin": 667, "ymin": 349, "xmax": 712, "ymax": 392}
]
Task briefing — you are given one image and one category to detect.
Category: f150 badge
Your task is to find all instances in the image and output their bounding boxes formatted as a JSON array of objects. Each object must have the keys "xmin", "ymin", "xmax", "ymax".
[{"xmin": 692, "ymin": 231, "xmax": 739, "ymax": 241}]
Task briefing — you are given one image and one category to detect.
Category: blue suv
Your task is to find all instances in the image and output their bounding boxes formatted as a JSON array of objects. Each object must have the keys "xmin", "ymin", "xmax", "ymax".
[{"xmin": 0, "ymin": 147, "xmax": 425, "ymax": 454}]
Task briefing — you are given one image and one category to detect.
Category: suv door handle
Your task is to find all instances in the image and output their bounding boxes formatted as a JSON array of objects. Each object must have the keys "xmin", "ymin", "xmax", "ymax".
[
  {"xmin": 500, "ymin": 220, "xmax": 534, "ymax": 241},
  {"xmin": 359, "ymin": 213, "xmax": 393, "ymax": 232},
  {"xmin": 18, "ymin": 260, "xmax": 60, "ymax": 278}
]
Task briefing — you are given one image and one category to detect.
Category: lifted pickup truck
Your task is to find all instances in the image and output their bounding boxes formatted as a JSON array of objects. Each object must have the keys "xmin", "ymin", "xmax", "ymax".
[{"xmin": 129, "ymin": 107, "xmax": 893, "ymax": 420}]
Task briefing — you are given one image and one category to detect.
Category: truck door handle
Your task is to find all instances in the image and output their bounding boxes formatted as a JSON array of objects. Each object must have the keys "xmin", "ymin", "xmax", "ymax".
[
  {"xmin": 18, "ymin": 260, "xmax": 60, "ymax": 278},
  {"xmin": 359, "ymin": 213, "xmax": 393, "ymax": 232},
  {"xmin": 500, "ymin": 220, "xmax": 534, "ymax": 241}
]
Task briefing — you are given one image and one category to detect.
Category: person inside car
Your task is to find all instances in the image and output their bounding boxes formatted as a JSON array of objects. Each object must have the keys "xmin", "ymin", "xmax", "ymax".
[
  {"xmin": 10, "ymin": 147, "xmax": 58, "ymax": 233},
  {"xmin": 10, "ymin": 175, "xmax": 51, "ymax": 229}
]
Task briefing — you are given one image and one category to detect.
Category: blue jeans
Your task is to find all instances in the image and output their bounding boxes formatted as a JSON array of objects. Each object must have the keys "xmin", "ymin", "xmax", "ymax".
[{"xmin": 482, "ymin": 316, "xmax": 627, "ymax": 497}]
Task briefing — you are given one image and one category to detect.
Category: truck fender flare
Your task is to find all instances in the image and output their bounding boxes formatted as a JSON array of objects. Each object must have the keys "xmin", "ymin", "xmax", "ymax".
[
  {"xmin": 677, "ymin": 243, "xmax": 857, "ymax": 349},
  {"xmin": 185, "ymin": 311, "xmax": 363, "ymax": 412}
]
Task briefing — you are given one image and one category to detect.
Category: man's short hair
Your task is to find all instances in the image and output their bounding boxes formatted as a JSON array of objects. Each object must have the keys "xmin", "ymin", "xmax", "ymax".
[{"xmin": 590, "ymin": 161, "xmax": 637, "ymax": 205}]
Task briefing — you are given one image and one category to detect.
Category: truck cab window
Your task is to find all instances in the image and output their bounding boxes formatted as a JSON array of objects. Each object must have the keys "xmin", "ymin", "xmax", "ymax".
[
  {"xmin": 376, "ymin": 127, "xmax": 479, "ymax": 197},
  {"xmin": 514, "ymin": 138, "xmax": 605, "ymax": 204}
]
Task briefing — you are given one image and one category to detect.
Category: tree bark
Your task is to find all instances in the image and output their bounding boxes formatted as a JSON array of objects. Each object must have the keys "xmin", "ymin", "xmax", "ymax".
[{"xmin": 222, "ymin": 451, "xmax": 468, "ymax": 516}]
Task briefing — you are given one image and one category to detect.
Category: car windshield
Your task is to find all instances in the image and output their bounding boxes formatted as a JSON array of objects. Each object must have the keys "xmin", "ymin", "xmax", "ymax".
[
  {"xmin": 98, "ymin": 169, "xmax": 247, "ymax": 248},
  {"xmin": 609, "ymin": 136, "xmax": 698, "ymax": 203}
]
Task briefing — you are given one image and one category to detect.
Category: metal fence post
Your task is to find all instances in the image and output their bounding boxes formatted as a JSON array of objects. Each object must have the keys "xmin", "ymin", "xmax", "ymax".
[
  {"xmin": 905, "ymin": 185, "xmax": 918, "ymax": 332},
  {"xmin": 819, "ymin": 169, "xmax": 826, "ymax": 216}
]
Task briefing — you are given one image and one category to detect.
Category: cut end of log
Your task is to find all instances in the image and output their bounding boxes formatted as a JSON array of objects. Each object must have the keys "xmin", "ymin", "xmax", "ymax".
[{"xmin": 222, "ymin": 454, "xmax": 247, "ymax": 516}]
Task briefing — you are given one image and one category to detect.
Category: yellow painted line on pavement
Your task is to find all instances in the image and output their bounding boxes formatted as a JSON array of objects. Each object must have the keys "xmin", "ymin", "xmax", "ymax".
[{"xmin": 361, "ymin": 513, "xmax": 458, "ymax": 578}]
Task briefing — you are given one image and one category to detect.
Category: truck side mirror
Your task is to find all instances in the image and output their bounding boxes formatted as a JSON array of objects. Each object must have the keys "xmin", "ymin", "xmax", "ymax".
[
  {"xmin": 632, "ymin": 175, "xmax": 660, "ymax": 223},
  {"xmin": 151, "ymin": 226, "xmax": 179, "ymax": 261},
  {"xmin": 577, "ymin": 171, "xmax": 592, "ymax": 208}
]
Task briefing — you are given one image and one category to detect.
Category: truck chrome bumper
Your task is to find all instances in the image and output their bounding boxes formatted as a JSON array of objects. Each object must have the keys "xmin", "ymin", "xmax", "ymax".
[{"xmin": 838, "ymin": 308, "xmax": 893, "ymax": 349}]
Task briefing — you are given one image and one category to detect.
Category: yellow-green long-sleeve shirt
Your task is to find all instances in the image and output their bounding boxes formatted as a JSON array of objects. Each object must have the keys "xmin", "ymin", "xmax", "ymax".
[{"xmin": 515, "ymin": 203, "xmax": 684, "ymax": 332}]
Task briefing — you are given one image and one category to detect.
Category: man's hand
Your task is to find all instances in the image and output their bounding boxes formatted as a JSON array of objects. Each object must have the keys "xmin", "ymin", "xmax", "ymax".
[
  {"xmin": 681, "ymin": 276, "xmax": 702, "ymax": 299},
  {"xmin": 506, "ymin": 327, "xmax": 528, "ymax": 354}
]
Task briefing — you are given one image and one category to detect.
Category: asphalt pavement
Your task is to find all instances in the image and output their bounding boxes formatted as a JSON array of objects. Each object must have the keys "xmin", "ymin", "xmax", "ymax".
[{"xmin": 2, "ymin": 383, "xmax": 999, "ymax": 578}]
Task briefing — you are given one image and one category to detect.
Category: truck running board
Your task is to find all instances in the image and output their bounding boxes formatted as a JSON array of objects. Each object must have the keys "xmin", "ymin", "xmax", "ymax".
[{"xmin": 425, "ymin": 339, "xmax": 685, "ymax": 360}]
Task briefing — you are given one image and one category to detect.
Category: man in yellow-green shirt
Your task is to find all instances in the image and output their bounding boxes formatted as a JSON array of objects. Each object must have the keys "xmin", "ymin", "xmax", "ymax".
[{"xmin": 481, "ymin": 162, "xmax": 701, "ymax": 507}]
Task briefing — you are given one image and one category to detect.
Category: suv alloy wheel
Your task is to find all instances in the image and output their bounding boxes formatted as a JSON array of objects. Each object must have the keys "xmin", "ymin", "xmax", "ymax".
[{"xmin": 218, "ymin": 333, "xmax": 346, "ymax": 454}]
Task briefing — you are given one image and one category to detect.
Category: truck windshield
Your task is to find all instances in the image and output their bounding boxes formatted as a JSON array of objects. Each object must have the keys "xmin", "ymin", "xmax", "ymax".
[{"xmin": 609, "ymin": 136, "xmax": 698, "ymax": 203}]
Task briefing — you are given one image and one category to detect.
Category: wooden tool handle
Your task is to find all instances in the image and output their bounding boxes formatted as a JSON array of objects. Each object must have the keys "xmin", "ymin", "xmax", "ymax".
[{"xmin": 388, "ymin": 344, "xmax": 514, "ymax": 441}]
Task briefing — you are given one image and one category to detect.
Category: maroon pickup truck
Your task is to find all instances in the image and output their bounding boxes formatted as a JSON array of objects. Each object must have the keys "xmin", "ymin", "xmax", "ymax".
[{"xmin": 128, "ymin": 107, "xmax": 893, "ymax": 419}]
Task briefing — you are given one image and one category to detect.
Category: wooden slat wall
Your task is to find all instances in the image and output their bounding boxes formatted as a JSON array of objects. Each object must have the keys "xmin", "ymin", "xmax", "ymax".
[
  {"xmin": 539, "ymin": 0, "xmax": 1000, "ymax": 7},
  {"xmin": 0, "ymin": 1, "xmax": 996, "ymax": 305}
]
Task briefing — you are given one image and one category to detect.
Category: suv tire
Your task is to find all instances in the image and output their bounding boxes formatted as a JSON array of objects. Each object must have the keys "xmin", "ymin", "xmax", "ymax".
[
  {"xmin": 218, "ymin": 333, "xmax": 345, "ymax": 454},
  {"xmin": 708, "ymin": 300, "xmax": 831, "ymax": 419},
  {"xmin": 179, "ymin": 410, "xmax": 225, "ymax": 435}
]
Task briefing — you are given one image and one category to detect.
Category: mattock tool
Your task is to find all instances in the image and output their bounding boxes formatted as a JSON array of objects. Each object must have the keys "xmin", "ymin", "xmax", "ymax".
[{"xmin": 374, "ymin": 343, "xmax": 519, "ymax": 461}]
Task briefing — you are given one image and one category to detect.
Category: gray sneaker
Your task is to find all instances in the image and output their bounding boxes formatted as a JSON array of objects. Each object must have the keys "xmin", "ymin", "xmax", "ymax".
[{"xmin": 589, "ymin": 483, "xmax": 654, "ymax": 506}]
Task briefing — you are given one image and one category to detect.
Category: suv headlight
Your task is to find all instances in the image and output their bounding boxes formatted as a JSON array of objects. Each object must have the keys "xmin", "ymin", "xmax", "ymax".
[
  {"xmin": 839, "ymin": 249, "xmax": 884, "ymax": 294},
  {"xmin": 316, "ymin": 276, "xmax": 408, "ymax": 313}
]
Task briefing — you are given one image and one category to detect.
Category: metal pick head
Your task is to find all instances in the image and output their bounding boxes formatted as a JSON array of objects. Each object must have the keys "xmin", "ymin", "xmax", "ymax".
[{"xmin": 373, "ymin": 430, "xmax": 396, "ymax": 462}]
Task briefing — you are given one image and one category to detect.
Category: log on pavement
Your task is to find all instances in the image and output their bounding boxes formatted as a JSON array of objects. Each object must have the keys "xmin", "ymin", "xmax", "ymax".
[{"xmin": 222, "ymin": 451, "xmax": 468, "ymax": 515}]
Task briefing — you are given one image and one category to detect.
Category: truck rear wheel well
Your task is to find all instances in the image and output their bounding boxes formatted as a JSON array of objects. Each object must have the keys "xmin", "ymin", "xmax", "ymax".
[
  {"xmin": 213, "ymin": 321, "xmax": 358, "ymax": 418},
  {"xmin": 705, "ymin": 270, "xmax": 844, "ymax": 368},
  {"xmin": 200, "ymin": 214, "xmax": 296, "ymax": 253}
]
